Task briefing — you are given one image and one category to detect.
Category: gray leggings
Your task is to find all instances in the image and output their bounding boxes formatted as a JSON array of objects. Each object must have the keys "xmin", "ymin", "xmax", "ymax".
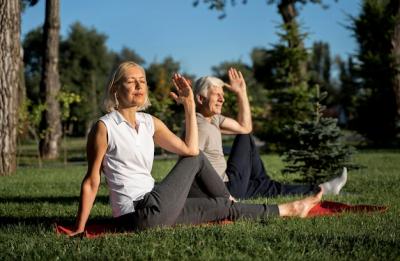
[{"xmin": 116, "ymin": 152, "xmax": 279, "ymax": 231}]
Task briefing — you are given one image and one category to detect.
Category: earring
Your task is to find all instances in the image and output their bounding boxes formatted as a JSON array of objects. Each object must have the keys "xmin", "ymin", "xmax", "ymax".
[{"xmin": 114, "ymin": 92, "xmax": 119, "ymax": 109}]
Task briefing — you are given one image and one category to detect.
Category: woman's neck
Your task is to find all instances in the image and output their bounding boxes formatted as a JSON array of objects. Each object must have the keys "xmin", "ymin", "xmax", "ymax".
[{"xmin": 117, "ymin": 107, "xmax": 137, "ymax": 127}]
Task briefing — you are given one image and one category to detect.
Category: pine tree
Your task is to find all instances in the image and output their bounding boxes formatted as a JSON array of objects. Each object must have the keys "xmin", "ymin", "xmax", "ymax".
[
  {"xmin": 282, "ymin": 85, "xmax": 356, "ymax": 183},
  {"xmin": 252, "ymin": 21, "xmax": 314, "ymax": 151}
]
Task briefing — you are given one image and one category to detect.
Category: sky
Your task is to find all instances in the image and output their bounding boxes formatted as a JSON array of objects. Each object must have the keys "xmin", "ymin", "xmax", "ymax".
[{"xmin": 21, "ymin": 0, "xmax": 361, "ymax": 77}]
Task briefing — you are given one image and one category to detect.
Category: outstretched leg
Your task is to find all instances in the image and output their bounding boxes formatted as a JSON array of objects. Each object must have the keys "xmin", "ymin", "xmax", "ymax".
[
  {"xmin": 226, "ymin": 134, "xmax": 320, "ymax": 199},
  {"xmin": 175, "ymin": 188, "xmax": 323, "ymax": 225},
  {"xmin": 320, "ymin": 167, "xmax": 348, "ymax": 195}
]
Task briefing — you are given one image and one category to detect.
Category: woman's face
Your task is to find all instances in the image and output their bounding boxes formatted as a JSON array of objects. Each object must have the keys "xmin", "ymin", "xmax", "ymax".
[{"xmin": 117, "ymin": 66, "xmax": 148, "ymax": 109}]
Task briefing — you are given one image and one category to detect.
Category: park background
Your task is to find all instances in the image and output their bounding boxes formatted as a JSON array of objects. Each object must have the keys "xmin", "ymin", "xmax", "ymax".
[{"xmin": 1, "ymin": 0, "xmax": 400, "ymax": 260}]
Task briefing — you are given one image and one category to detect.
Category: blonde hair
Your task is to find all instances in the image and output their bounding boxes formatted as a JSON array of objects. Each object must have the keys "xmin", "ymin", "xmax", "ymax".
[{"xmin": 103, "ymin": 61, "xmax": 151, "ymax": 112}]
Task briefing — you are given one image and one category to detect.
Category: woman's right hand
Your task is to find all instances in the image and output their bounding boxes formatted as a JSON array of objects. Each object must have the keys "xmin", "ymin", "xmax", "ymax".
[
  {"xmin": 67, "ymin": 229, "xmax": 85, "ymax": 238},
  {"xmin": 171, "ymin": 73, "xmax": 195, "ymax": 110},
  {"xmin": 229, "ymin": 195, "xmax": 238, "ymax": 203}
]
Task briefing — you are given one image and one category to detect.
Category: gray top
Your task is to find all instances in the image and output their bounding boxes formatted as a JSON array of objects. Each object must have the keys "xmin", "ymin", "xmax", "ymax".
[{"xmin": 196, "ymin": 113, "xmax": 229, "ymax": 182}]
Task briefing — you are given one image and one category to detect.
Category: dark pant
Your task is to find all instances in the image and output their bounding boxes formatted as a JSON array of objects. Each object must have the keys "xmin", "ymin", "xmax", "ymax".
[
  {"xmin": 116, "ymin": 152, "xmax": 279, "ymax": 231},
  {"xmin": 226, "ymin": 134, "xmax": 320, "ymax": 199}
]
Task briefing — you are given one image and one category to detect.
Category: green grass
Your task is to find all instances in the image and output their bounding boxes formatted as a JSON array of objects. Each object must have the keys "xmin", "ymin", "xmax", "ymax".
[{"xmin": 1, "ymin": 151, "xmax": 400, "ymax": 260}]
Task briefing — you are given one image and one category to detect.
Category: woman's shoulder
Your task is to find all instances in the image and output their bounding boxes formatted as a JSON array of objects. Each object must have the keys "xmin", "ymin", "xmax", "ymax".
[
  {"xmin": 211, "ymin": 114, "xmax": 226, "ymax": 127},
  {"xmin": 136, "ymin": 112, "xmax": 152, "ymax": 122},
  {"xmin": 99, "ymin": 111, "xmax": 115, "ymax": 122},
  {"xmin": 137, "ymin": 112, "xmax": 155, "ymax": 134}
]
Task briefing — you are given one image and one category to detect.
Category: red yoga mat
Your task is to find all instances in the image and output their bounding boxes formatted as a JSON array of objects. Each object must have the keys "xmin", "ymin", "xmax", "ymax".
[
  {"xmin": 306, "ymin": 200, "xmax": 387, "ymax": 217},
  {"xmin": 56, "ymin": 201, "xmax": 387, "ymax": 238}
]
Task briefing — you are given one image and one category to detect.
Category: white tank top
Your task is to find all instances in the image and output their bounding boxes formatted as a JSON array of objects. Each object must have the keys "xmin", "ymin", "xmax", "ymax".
[{"xmin": 100, "ymin": 111, "xmax": 155, "ymax": 217}]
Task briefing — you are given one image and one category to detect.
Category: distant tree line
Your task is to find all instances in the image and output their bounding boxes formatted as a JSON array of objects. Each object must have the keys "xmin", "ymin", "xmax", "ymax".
[{"xmin": 0, "ymin": 0, "xmax": 399, "ymax": 175}]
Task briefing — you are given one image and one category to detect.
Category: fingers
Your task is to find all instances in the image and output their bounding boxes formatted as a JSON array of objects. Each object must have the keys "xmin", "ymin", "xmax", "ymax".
[
  {"xmin": 228, "ymin": 68, "xmax": 235, "ymax": 81},
  {"xmin": 172, "ymin": 73, "xmax": 191, "ymax": 91},
  {"xmin": 70, "ymin": 231, "xmax": 85, "ymax": 239},
  {"xmin": 179, "ymin": 76, "xmax": 191, "ymax": 90},
  {"xmin": 238, "ymin": 70, "xmax": 244, "ymax": 80},
  {"xmin": 228, "ymin": 67, "xmax": 240, "ymax": 79},
  {"xmin": 67, "ymin": 230, "xmax": 85, "ymax": 238},
  {"xmin": 169, "ymin": 92, "xmax": 179, "ymax": 104}
]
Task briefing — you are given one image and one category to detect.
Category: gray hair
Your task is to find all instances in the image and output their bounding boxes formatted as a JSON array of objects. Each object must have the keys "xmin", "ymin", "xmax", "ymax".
[
  {"xmin": 103, "ymin": 61, "xmax": 151, "ymax": 112},
  {"xmin": 193, "ymin": 76, "xmax": 225, "ymax": 97}
]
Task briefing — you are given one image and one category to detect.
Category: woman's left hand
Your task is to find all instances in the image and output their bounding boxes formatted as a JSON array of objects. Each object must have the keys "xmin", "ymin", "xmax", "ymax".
[
  {"xmin": 225, "ymin": 67, "xmax": 247, "ymax": 95},
  {"xmin": 171, "ymin": 73, "xmax": 195, "ymax": 109}
]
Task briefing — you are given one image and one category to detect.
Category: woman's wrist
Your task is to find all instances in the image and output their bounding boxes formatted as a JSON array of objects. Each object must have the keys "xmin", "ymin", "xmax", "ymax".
[
  {"xmin": 183, "ymin": 99, "xmax": 196, "ymax": 112},
  {"xmin": 235, "ymin": 88, "xmax": 247, "ymax": 97}
]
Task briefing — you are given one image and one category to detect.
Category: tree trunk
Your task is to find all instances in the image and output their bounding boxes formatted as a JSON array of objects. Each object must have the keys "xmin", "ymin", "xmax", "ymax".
[
  {"xmin": 0, "ymin": 0, "xmax": 21, "ymax": 175},
  {"xmin": 278, "ymin": 0, "xmax": 297, "ymax": 25},
  {"xmin": 39, "ymin": 0, "xmax": 62, "ymax": 159},
  {"xmin": 391, "ymin": 0, "xmax": 400, "ymax": 117}
]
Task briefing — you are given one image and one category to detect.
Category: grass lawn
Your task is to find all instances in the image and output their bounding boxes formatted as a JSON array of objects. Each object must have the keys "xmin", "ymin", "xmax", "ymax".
[{"xmin": 1, "ymin": 150, "xmax": 399, "ymax": 260}]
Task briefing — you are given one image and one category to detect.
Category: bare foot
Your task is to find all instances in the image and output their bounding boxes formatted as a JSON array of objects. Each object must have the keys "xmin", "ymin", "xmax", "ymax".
[{"xmin": 278, "ymin": 190, "xmax": 322, "ymax": 218}]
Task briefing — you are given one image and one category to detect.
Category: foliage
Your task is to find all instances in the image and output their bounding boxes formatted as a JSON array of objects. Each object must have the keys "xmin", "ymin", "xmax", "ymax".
[
  {"xmin": 18, "ymin": 98, "xmax": 47, "ymax": 167},
  {"xmin": 146, "ymin": 57, "xmax": 190, "ymax": 135},
  {"xmin": 22, "ymin": 26, "xmax": 43, "ymax": 106},
  {"xmin": 211, "ymin": 60, "xmax": 268, "ymax": 133},
  {"xmin": 23, "ymin": 23, "xmax": 109, "ymax": 136},
  {"xmin": 59, "ymin": 22, "xmax": 113, "ymax": 135},
  {"xmin": 192, "ymin": 0, "xmax": 336, "ymax": 19},
  {"xmin": 58, "ymin": 91, "xmax": 81, "ymax": 122},
  {"xmin": 23, "ymin": 23, "xmax": 190, "ymax": 138},
  {"xmin": 23, "ymin": 23, "xmax": 149, "ymax": 137},
  {"xmin": 18, "ymin": 99, "xmax": 46, "ymax": 137},
  {"xmin": 58, "ymin": 91, "xmax": 81, "ymax": 165},
  {"xmin": 283, "ymin": 85, "xmax": 356, "ymax": 183},
  {"xmin": 351, "ymin": 0, "xmax": 399, "ymax": 146},
  {"xmin": 110, "ymin": 46, "xmax": 145, "ymax": 68},
  {"xmin": 20, "ymin": 0, "xmax": 39, "ymax": 12},
  {"xmin": 253, "ymin": 22, "xmax": 308, "ymax": 89},
  {"xmin": 307, "ymin": 41, "xmax": 340, "ymax": 107},
  {"xmin": 335, "ymin": 56, "xmax": 360, "ymax": 128},
  {"xmin": 251, "ymin": 22, "xmax": 314, "ymax": 151}
]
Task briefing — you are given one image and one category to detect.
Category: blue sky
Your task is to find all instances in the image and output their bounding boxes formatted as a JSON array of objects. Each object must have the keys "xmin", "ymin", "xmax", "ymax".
[{"xmin": 21, "ymin": 0, "xmax": 361, "ymax": 77}]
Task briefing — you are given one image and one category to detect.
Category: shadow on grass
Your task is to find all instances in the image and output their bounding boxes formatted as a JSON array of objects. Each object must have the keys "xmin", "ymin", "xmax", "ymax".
[
  {"xmin": 0, "ymin": 195, "xmax": 113, "ymax": 229},
  {"xmin": 0, "ymin": 215, "xmax": 115, "ymax": 228},
  {"xmin": 0, "ymin": 195, "xmax": 109, "ymax": 205}
]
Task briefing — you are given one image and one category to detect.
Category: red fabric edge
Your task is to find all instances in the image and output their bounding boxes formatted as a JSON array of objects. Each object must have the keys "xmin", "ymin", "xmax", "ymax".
[{"xmin": 307, "ymin": 200, "xmax": 387, "ymax": 217}]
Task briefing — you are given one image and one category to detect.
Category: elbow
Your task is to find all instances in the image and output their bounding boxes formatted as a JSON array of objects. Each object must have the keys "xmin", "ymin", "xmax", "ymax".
[
  {"xmin": 182, "ymin": 147, "xmax": 199, "ymax": 157},
  {"xmin": 187, "ymin": 148, "xmax": 200, "ymax": 156},
  {"xmin": 244, "ymin": 125, "xmax": 253, "ymax": 134},
  {"xmin": 239, "ymin": 125, "xmax": 252, "ymax": 134}
]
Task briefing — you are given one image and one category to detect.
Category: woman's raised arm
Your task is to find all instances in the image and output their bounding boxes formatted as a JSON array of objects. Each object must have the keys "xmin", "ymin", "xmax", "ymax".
[{"xmin": 153, "ymin": 74, "xmax": 199, "ymax": 156}]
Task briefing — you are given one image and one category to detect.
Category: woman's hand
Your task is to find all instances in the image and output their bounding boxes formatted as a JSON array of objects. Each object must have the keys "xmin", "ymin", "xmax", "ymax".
[
  {"xmin": 67, "ymin": 229, "xmax": 85, "ymax": 238},
  {"xmin": 225, "ymin": 68, "xmax": 247, "ymax": 95},
  {"xmin": 171, "ymin": 73, "xmax": 195, "ymax": 109},
  {"xmin": 229, "ymin": 195, "xmax": 238, "ymax": 203}
]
